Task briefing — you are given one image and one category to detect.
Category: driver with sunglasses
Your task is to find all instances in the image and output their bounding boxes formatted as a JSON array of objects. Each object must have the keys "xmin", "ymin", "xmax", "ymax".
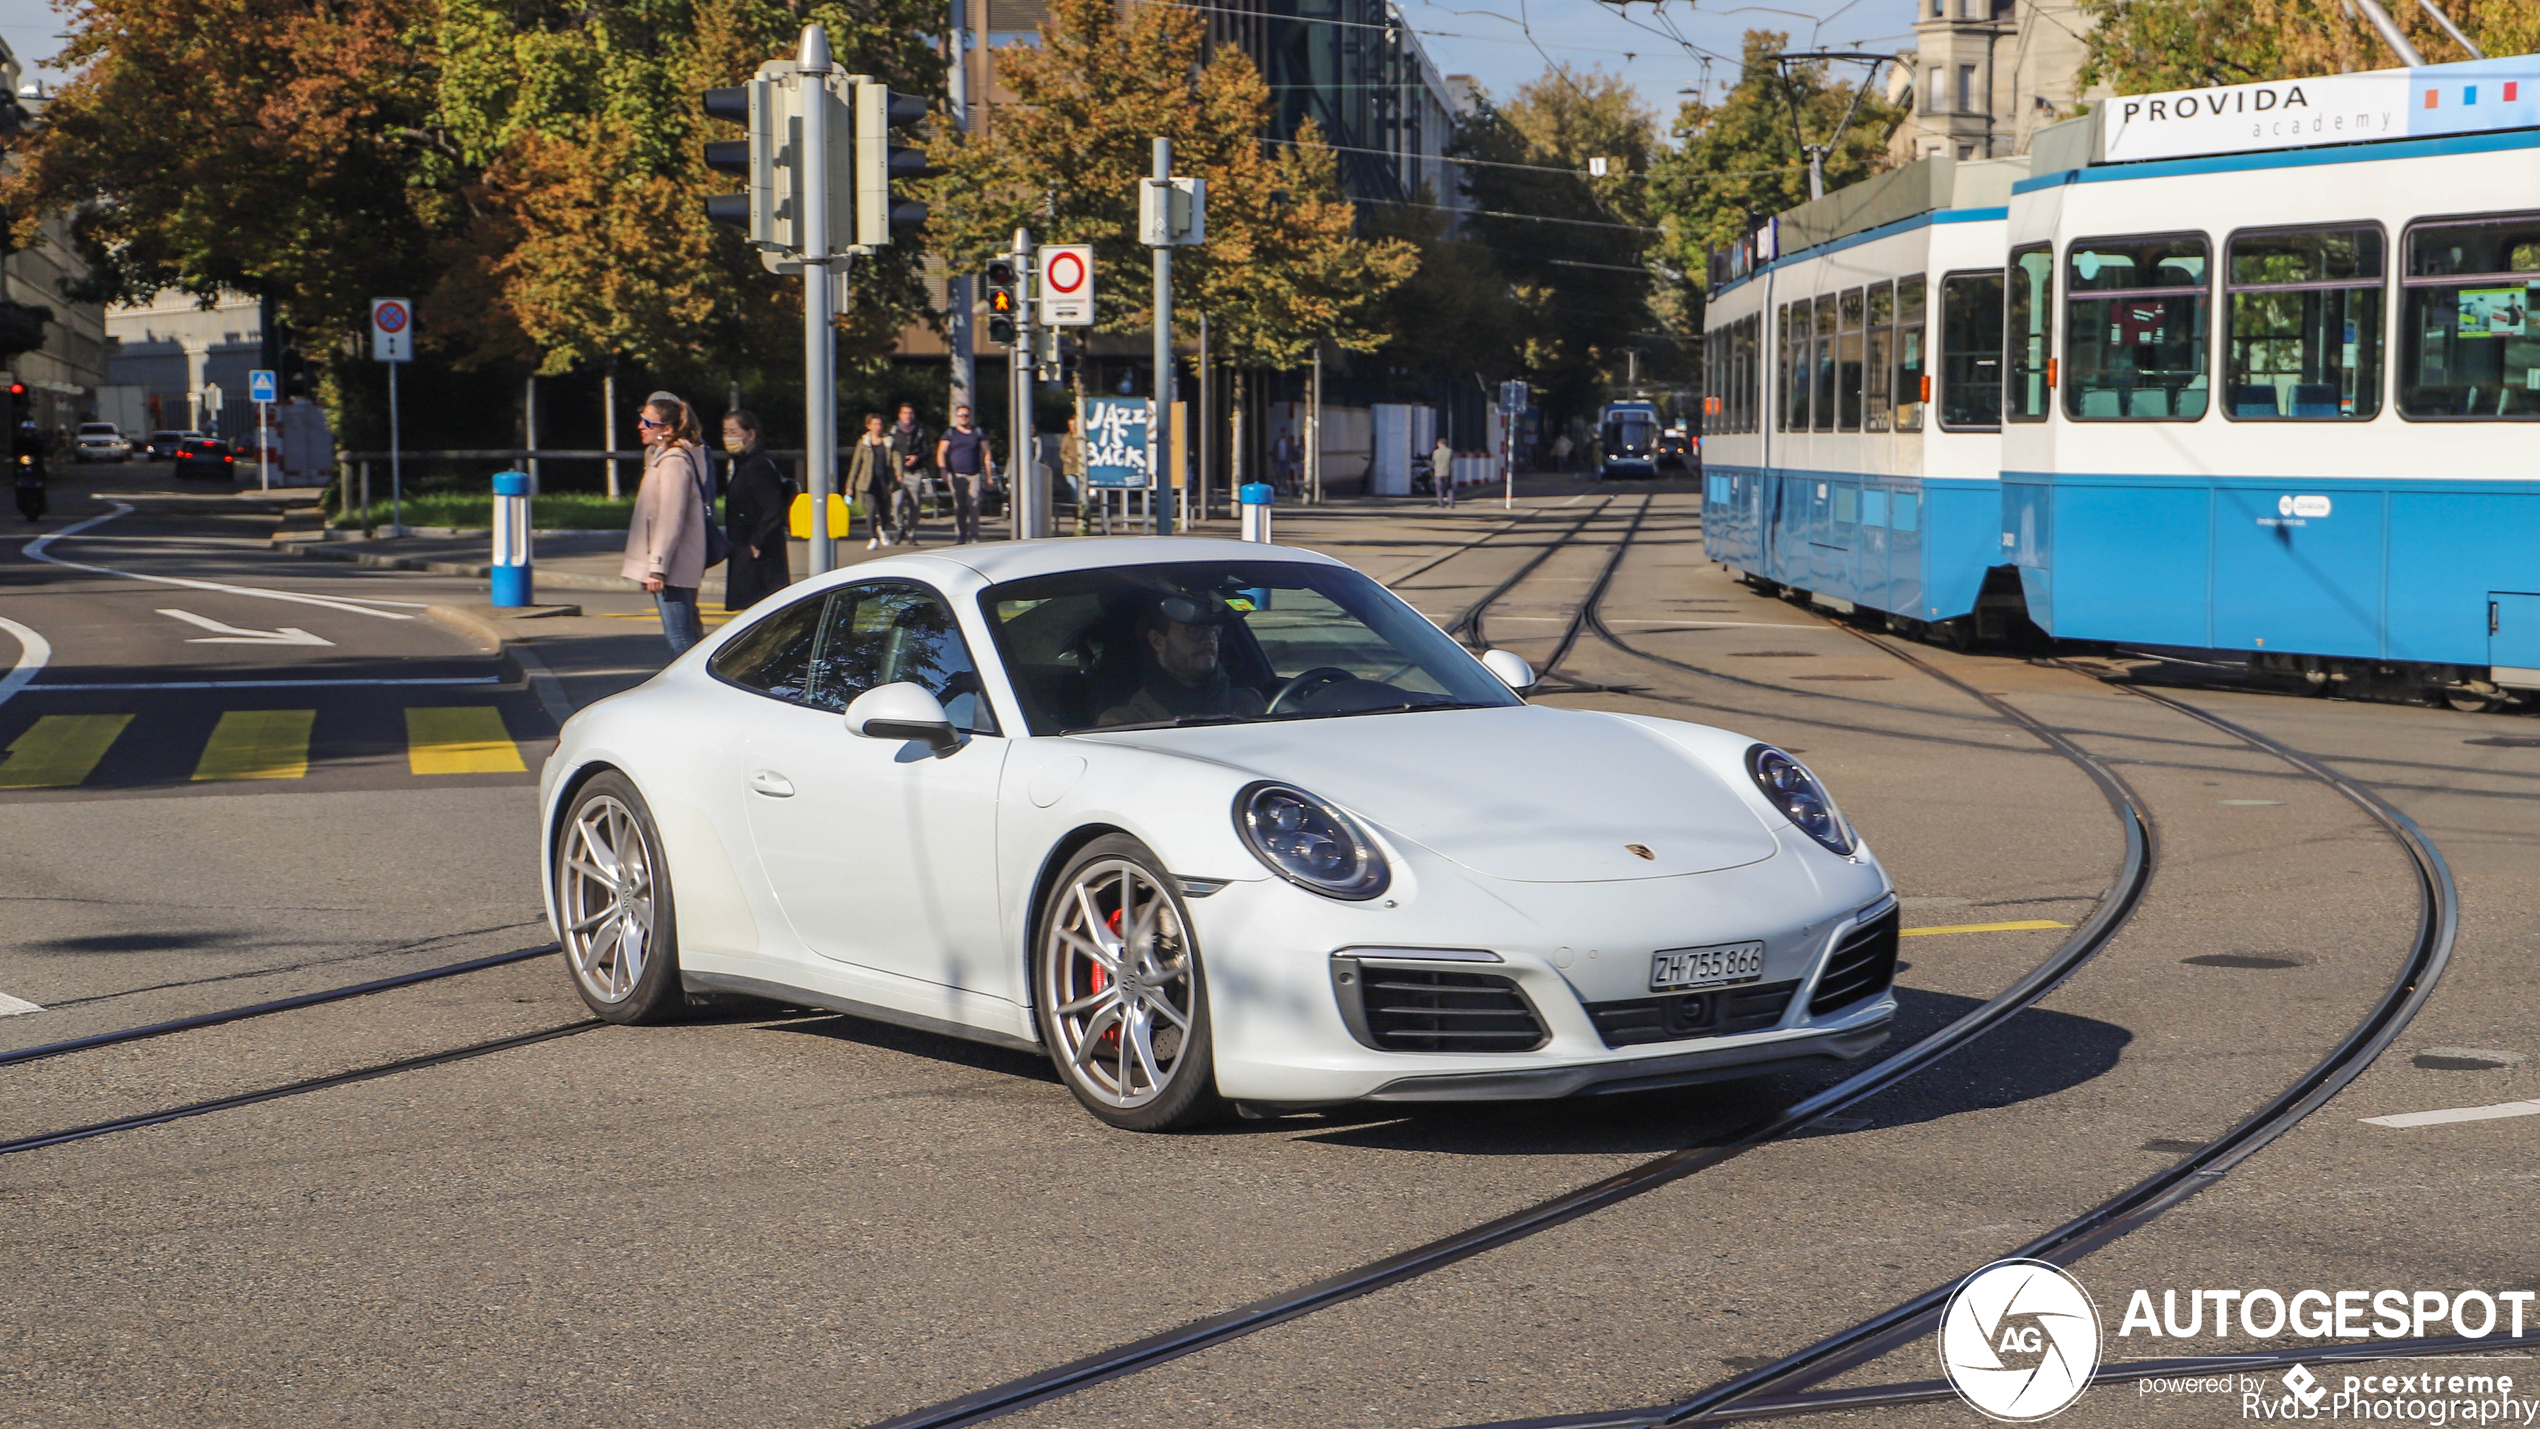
[{"xmin": 1096, "ymin": 593, "xmax": 1267, "ymax": 727}]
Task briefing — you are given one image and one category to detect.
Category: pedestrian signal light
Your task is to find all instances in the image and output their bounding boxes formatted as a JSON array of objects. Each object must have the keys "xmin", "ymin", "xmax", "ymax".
[{"xmin": 985, "ymin": 261, "xmax": 1019, "ymax": 345}]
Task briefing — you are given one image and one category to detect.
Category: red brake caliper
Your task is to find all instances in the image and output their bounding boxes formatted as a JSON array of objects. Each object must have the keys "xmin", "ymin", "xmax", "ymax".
[{"xmin": 1090, "ymin": 908, "xmax": 1124, "ymax": 1049}]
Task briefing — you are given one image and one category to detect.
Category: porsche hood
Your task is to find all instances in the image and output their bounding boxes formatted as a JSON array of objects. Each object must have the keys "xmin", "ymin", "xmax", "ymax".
[{"xmin": 1090, "ymin": 705, "xmax": 1783, "ymax": 883}]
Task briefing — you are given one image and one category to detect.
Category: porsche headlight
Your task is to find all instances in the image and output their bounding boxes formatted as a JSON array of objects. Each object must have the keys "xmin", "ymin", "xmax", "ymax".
[
  {"xmin": 1235, "ymin": 782, "xmax": 1390, "ymax": 900},
  {"xmin": 1746, "ymin": 744, "xmax": 1856, "ymax": 855}
]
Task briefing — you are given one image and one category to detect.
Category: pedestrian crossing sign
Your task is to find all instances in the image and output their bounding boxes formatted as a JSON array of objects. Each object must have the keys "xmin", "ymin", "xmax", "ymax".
[{"xmin": 249, "ymin": 370, "xmax": 278, "ymax": 404}]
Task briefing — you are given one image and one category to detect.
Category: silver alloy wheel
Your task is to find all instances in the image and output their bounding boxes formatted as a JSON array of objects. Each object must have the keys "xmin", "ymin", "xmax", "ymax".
[
  {"xmin": 558, "ymin": 794, "xmax": 656, "ymax": 1005},
  {"xmin": 1042, "ymin": 858, "xmax": 1196, "ymax": 1109}
]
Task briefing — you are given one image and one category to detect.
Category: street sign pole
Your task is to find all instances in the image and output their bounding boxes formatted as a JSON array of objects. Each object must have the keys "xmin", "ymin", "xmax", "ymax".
[
  {"xmin": 389, "ymin": 364, "xmax": 401, "ymax": 533},
  {"xmin": 1011, "ymin": 228, "xmax": 1042, "ymax": 540},
  {"xmin": 249, "ymin": 368, "xmax": 277, "ymax": 492},
  {"xmin": 371, "ymin": 300, "xmax": 412, "ymax": 533},
  {"xmin": 799, "ymin": 25, "xmax": 837, "ymax": 576},
  {"xmin": 1149, "ymin": 136, "xmax": 1173, "ymax": 537}
]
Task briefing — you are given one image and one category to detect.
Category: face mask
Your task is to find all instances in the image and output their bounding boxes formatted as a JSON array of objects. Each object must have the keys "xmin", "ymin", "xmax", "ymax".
[{"xmin": 722, "ymin": 436, "xmax": 745, "ymax": 455}]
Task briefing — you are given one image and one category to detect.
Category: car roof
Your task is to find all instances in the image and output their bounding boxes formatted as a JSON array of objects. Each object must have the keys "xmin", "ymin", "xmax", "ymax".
[{"xmin": 909, "ymin": 535, "xmax": 1346, "ymax": 586}]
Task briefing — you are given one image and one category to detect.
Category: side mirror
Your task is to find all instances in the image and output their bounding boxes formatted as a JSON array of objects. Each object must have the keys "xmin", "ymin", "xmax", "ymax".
[
  {"xmin": 846, "ymin": 682, "xmax": 962, "ymax": 755},
  {"xmin": 1481, "ymin": 648, "xmax": 1536, "ymax": 692}
]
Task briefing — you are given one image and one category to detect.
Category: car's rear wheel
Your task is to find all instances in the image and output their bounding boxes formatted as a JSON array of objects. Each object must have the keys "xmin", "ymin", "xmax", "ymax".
[
  {"xmin": 554, "ymin": 772, "xmax": 685, "ymax": 1024},
  {"xmin": 1034, "ymin": 836, "xmax": 1222, "ymax": 1131}
]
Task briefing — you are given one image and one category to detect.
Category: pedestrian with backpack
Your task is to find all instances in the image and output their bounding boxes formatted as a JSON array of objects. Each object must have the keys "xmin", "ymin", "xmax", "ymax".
[{"xmin": 623, "ymin": 391, "xmax": 722, "ymax": 656}]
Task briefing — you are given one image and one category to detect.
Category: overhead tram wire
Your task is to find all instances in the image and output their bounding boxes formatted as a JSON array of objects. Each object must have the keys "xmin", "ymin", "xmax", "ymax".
[
  {"xmin": 863, "ymin": 503, "xmax": 2159, "ymax": 1429},
  {"xmin": 1434, "ymin": 627, "xmax": 2463, "ymax": 1429}
]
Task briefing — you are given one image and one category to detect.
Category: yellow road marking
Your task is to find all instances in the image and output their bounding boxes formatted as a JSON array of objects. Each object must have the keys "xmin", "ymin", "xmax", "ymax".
[
  {"xmin": 1900, "ymin": 919, "xmax": 2074, "ymax": 938},
  {"xmin": 405, "ymin": 707, "xmax": 527, "ymax": 775},
  {"xmin": 192, "ymin": 709, "xmax": 315, "ymax": 781},
  {"xmin": 0, "ymin": 714, "xmax": 134, "ymax": 789}
]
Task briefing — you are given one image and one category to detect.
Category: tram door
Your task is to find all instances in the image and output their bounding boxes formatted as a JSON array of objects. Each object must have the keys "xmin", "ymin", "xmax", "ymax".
[{"xmin": 2491, "ymin": 593, "xmax": 2540, "ymax": 685}]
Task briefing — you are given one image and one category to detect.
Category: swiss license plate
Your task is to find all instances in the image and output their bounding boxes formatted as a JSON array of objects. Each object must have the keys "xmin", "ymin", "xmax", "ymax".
[{"xmin": 1650, "ymin": 941, "xmax": 1765, "ymax": 992}]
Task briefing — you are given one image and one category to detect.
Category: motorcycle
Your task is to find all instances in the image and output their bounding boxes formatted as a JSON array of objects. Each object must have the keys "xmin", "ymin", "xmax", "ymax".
[{"xmin": 13, "ymin": 452, "xmax": 45, "ymax": 522}]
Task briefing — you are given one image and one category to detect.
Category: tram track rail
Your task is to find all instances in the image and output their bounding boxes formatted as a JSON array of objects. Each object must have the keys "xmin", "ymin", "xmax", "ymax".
[
  {"xmin": 0, "ymin": 944, "xmax": 560, "ymax": 1069},
  {"xmin": 1425, "ymin": 523, "xmax": 2467, "ymax": 1429},
  {"xmin": 866, "ymin": 500, "xmax": 2159, "ymax": 1429}
]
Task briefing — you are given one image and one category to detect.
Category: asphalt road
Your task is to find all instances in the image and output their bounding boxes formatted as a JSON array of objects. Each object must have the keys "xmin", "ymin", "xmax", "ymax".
[{"xmin": 1, "ymin": 477, "xmax": 2531, "ymax": 1429}]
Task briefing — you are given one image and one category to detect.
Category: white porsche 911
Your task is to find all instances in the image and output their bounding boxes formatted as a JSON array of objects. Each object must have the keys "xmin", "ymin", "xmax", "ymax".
[{"xmin": 540, "ymin": 538, "xmax": 1899, "ymax": 1131}]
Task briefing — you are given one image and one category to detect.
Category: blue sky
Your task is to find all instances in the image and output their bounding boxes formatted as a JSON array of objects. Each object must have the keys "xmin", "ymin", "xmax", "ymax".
[{"xmin": 0, "ymin": 0, "xmax": 1915, "ymax": 132}]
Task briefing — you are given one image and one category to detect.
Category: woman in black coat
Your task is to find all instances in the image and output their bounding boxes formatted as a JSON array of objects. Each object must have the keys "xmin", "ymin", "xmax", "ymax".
[{"xmin": 720, "ymin": 409, "xmax": 796, "ymax": 612}]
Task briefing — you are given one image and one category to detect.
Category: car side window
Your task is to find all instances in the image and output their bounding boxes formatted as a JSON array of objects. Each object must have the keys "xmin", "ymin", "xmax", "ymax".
[
  {"xmin": 708, "ymin": 592, "xmax": 828, "ymax": 703},
  {"xmin": 808, "ymin": 582, "xmax": 999, "ymax": 734}
]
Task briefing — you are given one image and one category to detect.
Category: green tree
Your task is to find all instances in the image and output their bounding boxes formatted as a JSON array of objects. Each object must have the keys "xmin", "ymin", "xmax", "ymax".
[
  {"xmin": 2078, "ymin": 0, "xmax": 2538, "ymax": 92},
  {"xmin": 1648, "ymin": 32, "xmax": 1901, "ymax": 274},
  {"xmin": 1452, "ymin": 65, "xmax": 1667, "ymax": 427}
]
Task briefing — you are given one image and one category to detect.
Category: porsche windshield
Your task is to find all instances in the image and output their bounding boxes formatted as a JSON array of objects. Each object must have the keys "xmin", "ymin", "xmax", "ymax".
[{"xmin": 979, "ymin": 560, "xmax": 1522, "ymax": 735}]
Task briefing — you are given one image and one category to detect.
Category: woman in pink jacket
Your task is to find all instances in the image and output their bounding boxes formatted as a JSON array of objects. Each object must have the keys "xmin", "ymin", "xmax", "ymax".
[{"xmin": 621, "ymin": 392, "xmax": 712, "ymax": 654}]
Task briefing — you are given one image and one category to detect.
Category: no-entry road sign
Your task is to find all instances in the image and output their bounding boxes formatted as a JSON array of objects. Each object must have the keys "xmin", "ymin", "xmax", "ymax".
[
  {"xmin": 1038, "ymin": 245, "xmax": 1094, "ymax": 327},
  {"xmin": 371, "ymin": 298, "xmax": 412, "ymax": 362}
]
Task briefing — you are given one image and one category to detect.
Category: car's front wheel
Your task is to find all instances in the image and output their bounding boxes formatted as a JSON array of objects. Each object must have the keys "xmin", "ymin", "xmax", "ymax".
[
  {"xmin": 1034, "ymin": 836, "xmax": 1222, "ymax": 1131},
  {"xmin": 554, "ymin": 771, "xmax": 686, "ymax": 1024}
]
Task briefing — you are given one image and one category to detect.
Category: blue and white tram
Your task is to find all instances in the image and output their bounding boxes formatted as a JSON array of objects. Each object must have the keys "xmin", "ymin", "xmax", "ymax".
[
  {"xmin": 1705, "ymin": 53, "xmax": 2540, "ymax": 703},
  {"xmin": 1701, "ymin": 160, "xmax": 2025, "ymax": 636}
]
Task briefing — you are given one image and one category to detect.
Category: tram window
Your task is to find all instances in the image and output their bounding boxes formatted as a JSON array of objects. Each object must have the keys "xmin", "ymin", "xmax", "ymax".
[
  {"xmin": 2065, "ymin": 234, "xmax": 2209, "ymax": 421},
  {"xmin": 1814, "ymin": 291, "xmax": 1838, "ymax": 432},
  {"xmin": 1838, "ymin": 288, "xmax": 1866, "ymax": 431},
  {"xmin": 2225, "ymin": 226, "xmax": 2383, "ymax": 421},
  {"xmin": 2399, "ymin": 214, "xmax": 2540, "ymax": 420},
  {"xmin": 1782, "ymin": 302, "xmax": 1808, "ymax": 431},
  {"xmin": 1941, "ymin": 271, "xmax": 2004, "ymax": 429},
  {"xmin": 1866, "ymin": 283, "xmax": 1894, "ymax": 433},
  {"xmin": 1739, "ymin": 315, "xmax": 1760, "ymax": 433},
  {"xmin": 1897, "ymin": 276, "xmax": 1927, "ymax": 431},
  {"xmin": 2006, "ymin": 246, "xmax": 2054, "ymax": 421}
]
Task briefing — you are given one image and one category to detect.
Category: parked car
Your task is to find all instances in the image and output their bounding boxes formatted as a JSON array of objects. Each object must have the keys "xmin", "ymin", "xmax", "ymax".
[
  {"xmin": 540, "ymin": 539, "xmax": 1897, "ymax": 1131},
  {"xmin": 173, "ymin": 438, "xmax": 238, "ymax": 481},
  {"xmin": 146, "ymin": 430, "xmax": 201, "ymax": 461},
  {"xmin": 73, "ymin": 423, "xmax": 130, "ymax": 463}
]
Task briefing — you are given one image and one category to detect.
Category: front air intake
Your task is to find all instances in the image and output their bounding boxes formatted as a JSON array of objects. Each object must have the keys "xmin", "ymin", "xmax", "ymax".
[
  {"xmin": 1332, "ymin": 961, "xmax": 1549, "ymax": 1053},
  {"xmin": 1809, "ymin": 905, "xmax": 1900, "ymax": 1015}
]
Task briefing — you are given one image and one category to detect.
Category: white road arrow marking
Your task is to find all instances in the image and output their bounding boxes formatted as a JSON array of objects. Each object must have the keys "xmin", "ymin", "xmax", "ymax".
[
  {"xmin": 25, "ymin": 504, "xmax": 413, "ymax": 619},
  {"xmin": 158, "ymin": 608, "xmax": 334, "ymax": 646},
  {"xmin": 0, "ymin": 991, "xmax": 41, "ymax": 1017}
]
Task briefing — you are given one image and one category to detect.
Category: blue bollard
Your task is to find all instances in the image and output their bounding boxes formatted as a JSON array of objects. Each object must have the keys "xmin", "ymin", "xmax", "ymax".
[
  {"xmin": 1239, "ymin": 481, "xmax": 1274, "ymax": 543},
  {"xmin": 491, "ymin": 470, "xmax": 533, "ymax": 607}
]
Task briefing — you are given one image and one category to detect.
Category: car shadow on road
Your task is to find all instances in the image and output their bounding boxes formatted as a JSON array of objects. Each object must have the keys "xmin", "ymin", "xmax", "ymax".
[{"xmin": 1285, "ymin": 987, "xmax": 2132, "ymax": 1157}]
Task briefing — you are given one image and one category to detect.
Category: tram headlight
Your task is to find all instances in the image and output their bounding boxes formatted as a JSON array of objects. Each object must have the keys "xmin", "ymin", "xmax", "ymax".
[
  {"xmin": 1746, "ymin": 744, "xmax": 1856, "ymax": 856},
  {"xmin": 1235, "ymin": 782, "xmax": 1391, "ymax": 900}
]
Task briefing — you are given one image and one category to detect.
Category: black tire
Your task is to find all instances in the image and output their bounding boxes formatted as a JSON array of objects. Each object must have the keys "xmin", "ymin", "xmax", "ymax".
[
  {"xmin": 1033, "ymin": 835, "xmax": 1224, "ymax": 1132},
  {"xmin": 553, "ymin": 771, "xmax": 687, "ymax": 1025}
]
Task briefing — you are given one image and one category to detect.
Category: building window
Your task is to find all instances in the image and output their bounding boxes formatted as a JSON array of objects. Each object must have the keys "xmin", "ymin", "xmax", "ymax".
[
  {"xmin": 2398, "ymin": 213, "xmax": 2540, "ymax": 419},
  {"xmin": 1897, "ymin": 275, "xmax": 1928, "ymax": 431},
  {"xmin": 1957, "ymin": 64, "xmax": 1976, "ymax": 113},
  {"xmin": 2226, "ymin": 225, "xmax": 2384, "ymax": 420},
  {"xmin": 2065, "ymin": 233, "xmax": 2212, "ymax": 421},
  {"xmin": 1940, "ymin": 271, "xmax": 2002, "ymax": 429},
  {"xmin": 1928, "ymin": 67, "xmax": 1943, "ymax": 115},
  {"xmin": 2006, "ymin": 245, "xmax": 2053, "ymax": 422}
]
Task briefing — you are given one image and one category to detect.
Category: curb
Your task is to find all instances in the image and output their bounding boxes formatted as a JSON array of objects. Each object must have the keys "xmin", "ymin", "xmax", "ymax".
[
  {"xmin": 274, "ymin": 539, "xmax": 642, "ymax": 593},
  {"xmin": 424, "ymin": 603, "xmax": 580, "ymax": 726}
]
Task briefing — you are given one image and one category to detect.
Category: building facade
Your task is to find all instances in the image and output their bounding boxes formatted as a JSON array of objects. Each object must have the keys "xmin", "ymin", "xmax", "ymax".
[
  {"xmin": 1888, "ymin": 0, "xmax": 2097, "ymax": 161},
  {"xmin": 102, "ymin": 290, "xmax": 264, "ymax": 438}
]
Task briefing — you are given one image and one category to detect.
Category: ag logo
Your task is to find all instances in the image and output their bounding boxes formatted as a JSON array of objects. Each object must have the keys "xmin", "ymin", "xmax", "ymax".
[
  {"xmin": 1938, "ymin": 1259, "xmax": 2102, "ymax": 1421},
  {"xmin": 2283, "ymin": 1364, "xmax": 2328, "ymax": 1411}
]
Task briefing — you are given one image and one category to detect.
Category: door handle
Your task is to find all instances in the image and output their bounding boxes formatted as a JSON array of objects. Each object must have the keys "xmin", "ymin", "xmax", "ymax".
[{"xmin": 748, "ymin": 769, "xmax": 796, "ymax": 798}]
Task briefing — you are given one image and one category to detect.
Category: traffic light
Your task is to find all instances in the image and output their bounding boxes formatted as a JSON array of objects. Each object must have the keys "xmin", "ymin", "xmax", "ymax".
[
  {"xmin": 985, "ymin": 260, "xmax": 1018, "ymax": 345},
  {"xmin": 699, "ymin": 64, "xmax": 848, "ymax": 260},
  {"xmin": 851, "ymin": 80, "xmax": 930, "ymax": 247},
  {"xmin": 701, "ymin": 84, "xmax": 758, "ymax": 236}
]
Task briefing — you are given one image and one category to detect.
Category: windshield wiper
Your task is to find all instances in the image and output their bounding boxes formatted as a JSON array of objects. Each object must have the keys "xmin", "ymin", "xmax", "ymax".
[
  {"xmin": 1297, "ymin": 700, "xmax": 1505, "ymax": 719},
  {"xmin": 1069, "ymin": 713, "xmax": 1255, "ymax": 733}
]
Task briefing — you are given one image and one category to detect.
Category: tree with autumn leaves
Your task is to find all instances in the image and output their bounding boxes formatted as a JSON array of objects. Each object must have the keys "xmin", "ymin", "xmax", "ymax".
[
  {"xmin": 2080, "ymin": 0, "xmax": 2540, "ymax": 93},
  {"xmin": 924, "ymin": 0, "xmax": 1414, "ymax": 479}
]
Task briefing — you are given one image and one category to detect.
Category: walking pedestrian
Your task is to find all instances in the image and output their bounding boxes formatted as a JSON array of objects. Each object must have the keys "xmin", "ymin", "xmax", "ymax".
[
  {"xmin": 886, "ymin": 402, "xmax": 930, "ymax": 545},
  {"xmin": 936, "ymin": 404, "xmax": 992, "ymax": 546},
  {"xmin": 846, "ymin": 412, "xmax": 894, "ymax": 549},
  {"xmin": 1272, "ymin": 429, "xmax": 1301, "ymax": 499},
  {"xmin": 1551, "ymin": 431, "xmax": 1573, "ymax": 473},
  {"xmin": 720, "ymin": 409, "xmax": 794, "ymax": 612},
  {"xmin": 1431, "ymin": 434, "xmax": 1457, "ymax": 508},
  {"xmin": 1065, "ymin": 414, "xmax": 1093, "ymax": 537},
  {"xmin": 623, "ymin": 392, "xmax": 712, "ymax": 656}
]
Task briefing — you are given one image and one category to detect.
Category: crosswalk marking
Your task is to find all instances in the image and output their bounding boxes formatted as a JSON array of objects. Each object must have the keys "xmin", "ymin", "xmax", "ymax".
[
  {"xmin": 0, "ymin": 714, "xmax": 134, "ymax": 788},
  {"xmin": 405, "ymin": 706, "xmax": 527, "ymax": 775},
  {"xmin": 193, "ymin": 709, "xmax": 315, "ymax": 781}
]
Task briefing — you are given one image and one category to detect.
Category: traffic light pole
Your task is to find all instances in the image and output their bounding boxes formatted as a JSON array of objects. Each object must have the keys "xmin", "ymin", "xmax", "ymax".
[
  {"xmin": 800, "ymin": 26, "xmax": 837, "ymax": 576},
  {"xmin": 1150, "ymin": 137, "xmax": 1174, "ymax": 537}
]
